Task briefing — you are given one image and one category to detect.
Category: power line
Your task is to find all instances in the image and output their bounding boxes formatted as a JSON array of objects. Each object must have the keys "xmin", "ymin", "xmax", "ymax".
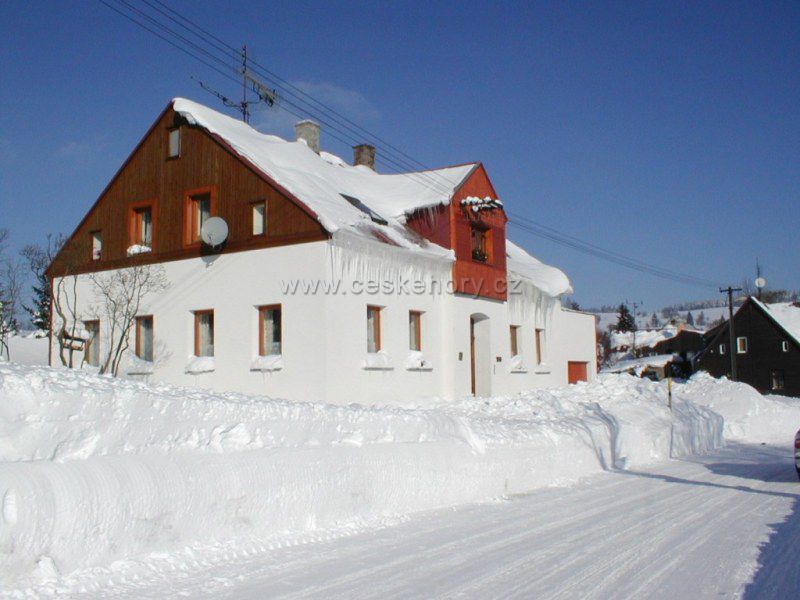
[{"xmin": 99, "ymin": 0, "xmax": 722, "ymax": 291}]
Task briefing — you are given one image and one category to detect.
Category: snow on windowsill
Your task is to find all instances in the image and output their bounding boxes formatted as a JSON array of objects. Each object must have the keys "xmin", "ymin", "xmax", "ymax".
[
  {"xmin": 404, "ymin": 351, "xmax": 432, "ymax": 371},
  {"xmin": 127, "ymin": 244, "xmax": 152, "ymax": 256},
  {"xmin": 250, "ymin": 354, "xmax": 284, "ymax": 372},
  {"xmin": 534, "ymin": 364, "xmax": 551, "ymax": 374},
  {"xmin": 509, "ymin": 354, "xmax": 527, "ymax": 373},
  {"xmin": 127, "ymin": 356, "xmax": 154, "ymax": 375},
  {"xmin": 361, "ymin": 351, "xmax": 393, "ymax": 370},
  {"xmin": 186, "ymin": 356, "xmax": 215, "ymax": 374}
]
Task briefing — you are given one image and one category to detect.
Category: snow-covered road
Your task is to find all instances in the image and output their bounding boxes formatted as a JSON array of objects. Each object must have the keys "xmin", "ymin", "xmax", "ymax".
[{"xmin": 90, "ymin": 443, "xmax": 798, "ymax": 599}]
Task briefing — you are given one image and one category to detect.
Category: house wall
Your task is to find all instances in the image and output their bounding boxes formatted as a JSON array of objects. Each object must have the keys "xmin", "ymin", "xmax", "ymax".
[
  {"xmin": 698, "ymin": 300, "xmax": 800, "ymax": 397},
  {"xmin": 51, "ymin": 240, "xmax": 597, "ymax": 405}
]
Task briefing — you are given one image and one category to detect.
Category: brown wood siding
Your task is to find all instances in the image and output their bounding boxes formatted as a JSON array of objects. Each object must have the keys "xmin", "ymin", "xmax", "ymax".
[
  {"xmin": 49, "ymin": 105, "xmax": 327, "ymax": 276},
  {"xmin": 697, "ymin": 299, "xmax": 800, "ymax": 397},
  {"xmin": 450, "ymin": 165, "xmax": 508, "ymax": 301}
]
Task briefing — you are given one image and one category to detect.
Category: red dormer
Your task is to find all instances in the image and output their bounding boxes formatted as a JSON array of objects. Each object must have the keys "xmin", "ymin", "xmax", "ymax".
[{"xmin": 407, "ymin": 164, "xmax": 508, "ymax": 300}]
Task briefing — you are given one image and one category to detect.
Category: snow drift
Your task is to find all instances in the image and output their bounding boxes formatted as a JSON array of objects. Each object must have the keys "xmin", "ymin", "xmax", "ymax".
[{"xmin": 0, "ymin": 364, "xmax": 725, "ymax": 587}]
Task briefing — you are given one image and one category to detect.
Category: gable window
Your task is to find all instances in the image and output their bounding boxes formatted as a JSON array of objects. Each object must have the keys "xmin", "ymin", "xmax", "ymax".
[
  {"xmin": 258, "ymin": 305, "xmax": 282, "ymax": 356},
  {"xmin": 252, "ymin": 200, "xmax": 267, "ymax": 236},
  {"xmin": 84, "ymin": 320, "xmax": 100, "ymax": 367},
  {"xmin": 719, "ymin": 343, "xmax": 726, "ymax": 355},
  {"xmin": 736, "ymin": 336, "xmax": 748, "ymax": 354},
  {"xmin": 510, "ymin": 325, "xmax": 520, "ymax": 357},
  {"xmin": 471, "ymin": 226, "xmax": 489, "ymax": 263},
  {"xmin": 168, "ymin": 128, "xmax": 181, "ymax": 158},
  {"xmin": 135, "ymin": 316, "xmax": 154, "ymax": 362},
  {"xmin": 367, "ymin": 305, "xmax": 382, "ymax": 353},
  {"xmin": 535, "ymin": 328, "xmax": 545, "ymax": 365},
  {"xmin": 91, "ymin": 231, "xmax": 102, "ymax": 261},
  {"xmin": 184, "ymin": 187, "xmax": 215, "ymax": 245},
  {"xmin": 771, "ymin": 370, "xmax": 785, "ymax": 392},
  {"xmin": 409, "ymin": 311, "xmax": 422, "ymax": 351},
  {"xmin": 782, "ymin": 341, "xmax": 790, "ymax": 353},
  {"xmin": 130, "ymin": 203, "xmax": 154, "ymax": 249},
  {"xmin": 194, "ymin": 310, "xmax": 214, "ymax": 357}
]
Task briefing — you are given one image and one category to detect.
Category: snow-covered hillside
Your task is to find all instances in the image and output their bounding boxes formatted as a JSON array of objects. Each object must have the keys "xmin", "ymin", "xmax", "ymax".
[{"xmin": 0, "ymin": 362, "xmax": 730, "ymax": 590}]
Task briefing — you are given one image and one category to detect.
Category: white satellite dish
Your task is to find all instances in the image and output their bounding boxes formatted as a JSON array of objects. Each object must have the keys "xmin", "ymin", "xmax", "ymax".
[
  {"xmin": 755, "ymin": 277, "xmax": 766, "ymax": 289},
  {"xmin": 200, "ymin": 217, "xmax": 229, "ymax": 248}
]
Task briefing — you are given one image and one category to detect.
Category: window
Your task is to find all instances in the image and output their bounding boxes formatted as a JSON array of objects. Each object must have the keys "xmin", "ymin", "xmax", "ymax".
[
  {"xmin": 194, "ymin": 310, "xmax": 214, "ymax": 357},
  {"xmin": 258, "ymin": 305, "xmax": 282, "ymax": 356},
  {"xmin": 184, "ymin": 187, "xmax": 216, "ymax": 245},
  {"xmin": 719, "ymin": 343, "xmax": 726, "ymax": 355},
  {"xmin": 409, "ymin": 311, "xmax": 422, "ymax": 351},
  {"xmin": 130, "ymin": 204, "xmax": 153, "ymax": 248},
  {"xmin": 535, "ymin": 328, "xmax": 545, "ymax": 365},
  {"xmin": 771, "ymin": 370, "xmax": 785, "ymax": 392},
  {"xmin": 471, "ymin": 226, "xmax": 488, "ymax": 262},
  {"xmin": 782, "ymin": 340, "xmax": 790, "ymax": 353},
  {"xmin": 252, "ymin": 201, "xmax": 266, "ymax": 236},
  {"xmin": 736, "ymin": 336, "xmax": 748, "ymax": 354},
  {"xmin": 367, "ymin": 305, "xmax": 381, "ymax": 353},
  {"xmin": 135, "ymin": 316, "xmax": 154, "ymax": 361},
  {"xmin": 84, "ymin": 320, "xmax": 100, "ymax": 367},
  {"xmin": 510, "ymin": 325, "xmax": 520, "ymax": 357},
  {"xmin": 91, "ymin": 231, "xmax": 102, "ymax": 261},
  {"xmin": 168, "ymin": 128, "xmax": 181, "ymax": 158}
]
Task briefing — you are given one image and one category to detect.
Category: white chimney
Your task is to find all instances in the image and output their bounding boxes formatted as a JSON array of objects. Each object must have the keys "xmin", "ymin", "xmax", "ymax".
[{"xmin": 295, "ymin": 120, "xmax": 320, "ymax": 153}]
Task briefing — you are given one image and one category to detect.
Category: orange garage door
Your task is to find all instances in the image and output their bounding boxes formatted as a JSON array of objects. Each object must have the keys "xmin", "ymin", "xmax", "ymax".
[{"xmin": 568, "ymin": 361, "xmax": 588, "ymax": 384}]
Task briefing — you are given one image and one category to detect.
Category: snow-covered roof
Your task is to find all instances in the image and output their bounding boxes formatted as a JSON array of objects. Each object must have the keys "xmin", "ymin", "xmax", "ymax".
[
  {"xmin": 172, "ymin": 98, "xmax": 475, "ymax": 254},
  {"xmin": 172, "ymin": 98, "xmax": 573, "ymax": 297},
  {"xmin": 602, "ymin": 354, "xmax": 675, "ymax": 374},
  {"xmin": 751, "ymin": 298, "xmax": 800, "ymax": 346},
  {"xmin": 610, "ymin": 327, "xmax": 677, "ymax": 351},
  {"xmin": 505, "ymin": 240, "xmax": 572, "ymax": 297}
]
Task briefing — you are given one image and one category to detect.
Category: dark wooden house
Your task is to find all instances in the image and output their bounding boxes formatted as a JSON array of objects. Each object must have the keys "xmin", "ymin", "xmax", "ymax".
[{"xmin": 696, "ymin": 297, "xmax": 800, "ymax": 397}]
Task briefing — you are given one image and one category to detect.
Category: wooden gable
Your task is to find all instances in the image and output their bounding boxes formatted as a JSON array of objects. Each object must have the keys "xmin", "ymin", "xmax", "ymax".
[{"xmin": 48, "ymin": 103, "xmax": 327, "ymax": 277}]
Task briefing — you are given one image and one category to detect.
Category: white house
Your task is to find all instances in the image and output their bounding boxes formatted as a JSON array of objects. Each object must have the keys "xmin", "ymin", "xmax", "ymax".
[{"xmin": 47, "ymin": 98, "xmax": 597, "ymax": 405}]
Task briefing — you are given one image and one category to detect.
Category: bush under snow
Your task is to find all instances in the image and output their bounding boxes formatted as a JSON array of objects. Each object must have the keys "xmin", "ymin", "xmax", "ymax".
[{"xmin": 0, "ymin": 363, "xmax": 730, "ymax": 587}]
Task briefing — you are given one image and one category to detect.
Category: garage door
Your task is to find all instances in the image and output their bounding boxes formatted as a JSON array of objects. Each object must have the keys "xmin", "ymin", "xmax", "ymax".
[{"xmin": 568, "ymin": 361, "xmax": 588, "ymax": 384}]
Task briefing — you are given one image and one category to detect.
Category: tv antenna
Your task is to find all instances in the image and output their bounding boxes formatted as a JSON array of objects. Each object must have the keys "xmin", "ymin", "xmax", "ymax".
[{"xmin": 193, "ymin": 45, "xmax": 277, "ymax": 123}]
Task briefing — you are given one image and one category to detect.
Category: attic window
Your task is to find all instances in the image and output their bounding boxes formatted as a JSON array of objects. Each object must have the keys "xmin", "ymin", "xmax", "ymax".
[
  {"xmin": 252, "ymin": 200, "xmax": 266, "ymax": 236},
  {"xmin": 168, "ymin": 128, "xmax": 181, "ymax": 158},
  {"xmin": 341, "ymin": 194, "xmax": 388, "ymax": 225},
  {"xmin": 471, "ymin": 226, "xmax": 490, "ymax": 263},
  {"xmin": 782, "ymin": 340, "xmax": 790, "ymax": 352}
]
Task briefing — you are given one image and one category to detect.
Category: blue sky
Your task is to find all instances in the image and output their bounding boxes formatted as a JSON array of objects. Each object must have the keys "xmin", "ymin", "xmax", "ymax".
[{"xmin": 1, "ymin": 0, "xmax": 798, "ymax": 310}]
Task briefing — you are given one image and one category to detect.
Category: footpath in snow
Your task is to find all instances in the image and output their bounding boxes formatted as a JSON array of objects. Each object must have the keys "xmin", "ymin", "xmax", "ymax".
[{"xmin": 0, "ymin": 362, "xmax": 797, "ymax": 595}]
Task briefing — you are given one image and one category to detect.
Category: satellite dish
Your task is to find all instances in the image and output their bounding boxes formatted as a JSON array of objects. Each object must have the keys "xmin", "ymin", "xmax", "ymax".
[
  {"xmin": 200, "ymin": 217, "xmax": 229, "ymax": 248},
  {"xmin": 755, "ymin": 277, "xmax": 766, "ymax": 289}
]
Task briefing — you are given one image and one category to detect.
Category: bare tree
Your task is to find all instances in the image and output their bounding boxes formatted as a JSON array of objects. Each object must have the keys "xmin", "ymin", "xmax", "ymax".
[
  {"xmin": 0, "ymin": 229, "xmax": 25, "ymax": 360},
  {"xmin": 89, "ymin": 262, "xmax": 168, "ymax": 376},
  {"xmin": 51, "ymin": 243, "xmax": 89, "ymax": 368}
]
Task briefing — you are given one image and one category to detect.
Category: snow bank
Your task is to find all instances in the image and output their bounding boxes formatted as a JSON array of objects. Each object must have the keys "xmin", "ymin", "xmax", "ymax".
[
  {"xmin": 681, "ymin": 372, "xmax": 800, "ymax": 443},
  {"xmin": 0, "ymin": 364, "xmax": 723, "ymax": 587}
]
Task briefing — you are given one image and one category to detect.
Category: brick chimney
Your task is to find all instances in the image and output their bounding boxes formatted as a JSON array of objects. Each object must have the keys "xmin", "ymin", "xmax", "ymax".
[
  {"xmin": 353, "ymin": 144, "xmax": 376, "ymax": 170},
  {"xmin": 295, "ymin": 120, "xmax": 320, "ymax": 153}
]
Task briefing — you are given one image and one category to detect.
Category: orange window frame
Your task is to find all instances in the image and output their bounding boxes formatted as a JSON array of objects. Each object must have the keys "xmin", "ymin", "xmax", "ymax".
[
  {"xmin": 84, "ymin": 320, "xmax": 100, "ymax": 366},
  {"xmin": 135, "ymin": 315, "xmax": 154, "ymax": 359},
  {"xmin": 183, "ymin": 186, "xmax": 218, "ymax": 247},
  {"xmin": 535, "ymin": 328, "xmax": 544, "ymax": 364},
  {"xmin": 167, "ymin": 127, "xmax": 181, "ymax": 159},
  {"xmin": 193, "ymin": 309, "xmax": 214, "ymax": 356},
  {"xmin": 409, "ymin": 310, "xmax": 422, "ymax": 351},
  {"xmin": 470, "ymin": 225, "xmax": 492, "ymax": 263},
  {"xmin": 258, "ymin": 304, "xmax": 282, "ymax": 356},
  {"xmin": 128, "ymin": 199, "xmax": 157, "ymax": 249},
  {"xmin": 367, "ymin": 305, "xmax": 382, "ymax": 352}
]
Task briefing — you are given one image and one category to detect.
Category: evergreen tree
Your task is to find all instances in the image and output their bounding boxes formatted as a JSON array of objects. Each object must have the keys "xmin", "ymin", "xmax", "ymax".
[
  {"xmin": 21, "ymin": 234, "xmax": 64, "ymax": 334},
  {"xmin": 686, "ymin": 311, "xmax": 695, "ymax": 326},
  {"xmin": 649, "ymin": 313, "xmax": 659, "ymax": 328},
  {"xmin": 696, "ymin": 311, "xmax": 706, "ymax": 327},
  {"xmin": 616, "ymin": 304, "xmax": 636, "ymax": 332}
]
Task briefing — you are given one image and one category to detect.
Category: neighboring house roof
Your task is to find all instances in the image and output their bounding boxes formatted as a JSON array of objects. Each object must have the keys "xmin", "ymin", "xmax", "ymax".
[
  {"xmin": 610, "ymin": 327, "xmax": 677, "ymax": 351},
  {"xmin": 751, "ymin": 298, "xmax": 800, "ymax": 347},
  {"xmin": 173, "ymin": 98, "xmax": 572, "ymax": 298},
  {"xmin": 602, "ymin": 354, "xmax": 674, "ymax": 374}
]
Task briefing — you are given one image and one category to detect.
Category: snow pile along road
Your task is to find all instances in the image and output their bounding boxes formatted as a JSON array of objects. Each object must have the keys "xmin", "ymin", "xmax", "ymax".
[
  {"xmin": 0, "ymin": 364, "xmax": 724, "ymax": 588},
  {"xmin": 681, "ymin": 371, "xmax": 800, "ymax": 443}
]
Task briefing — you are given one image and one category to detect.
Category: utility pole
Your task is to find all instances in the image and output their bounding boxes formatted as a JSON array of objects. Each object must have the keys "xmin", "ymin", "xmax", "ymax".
[
  {"xmin": 627, "ymin": 299, "xmax": 642, "ymax": 357},
  {"xmin": 720, "ymin": 286, "xmax": 742, "ymax": 381},
  {"xmin": 240, "ymin": 45, "xmax": 250, "ymax": 123}
]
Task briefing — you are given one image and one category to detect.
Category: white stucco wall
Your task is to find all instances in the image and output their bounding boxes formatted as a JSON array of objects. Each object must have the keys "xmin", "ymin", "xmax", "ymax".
[{"xmin": 51, "ymin": 241, "xmax": 597, "ymax": 405}]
